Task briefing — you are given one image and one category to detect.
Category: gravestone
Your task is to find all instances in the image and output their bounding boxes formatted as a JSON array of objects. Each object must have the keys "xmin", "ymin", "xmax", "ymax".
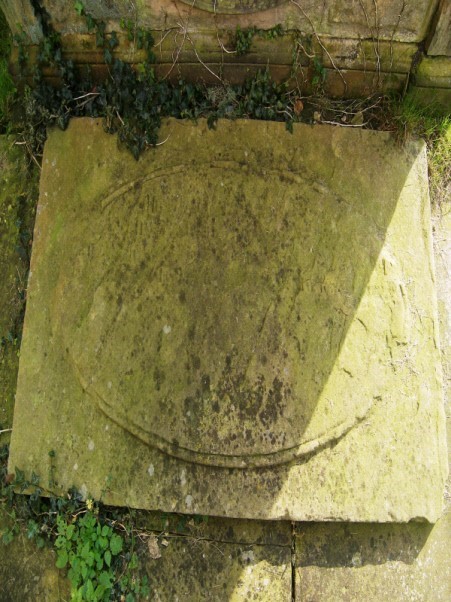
[{"xmin": 8, "ymin": 118, "xmax": 447, "ymax": 521}]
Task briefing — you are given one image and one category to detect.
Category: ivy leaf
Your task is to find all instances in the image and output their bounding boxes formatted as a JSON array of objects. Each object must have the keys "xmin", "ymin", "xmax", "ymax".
[
  {"xmin": 14, "ymin": 467, "xmax": 25, "ymax": 484},
  {"xmin": 104, "ymin": 48, "xmax": 112, "ymax": 65},
  {"xmin": 31, "ymin": 471, "xmax": 40, "ymax": 486},
  {"xmin": 56, "ymin": 549, "xmax": 68, "ymax": 569},
  {"xmin": 81, "ymin": 561, "xmax": 88, "ymax": 580},
  {"xmin": 86, "ymin": 579, "xmax": 95, "ymax": 599},
  {"xmin": 104, "ymin": 549, "xmax": 112, "ymax": 567},
  {"xmin": 86, "ymin": 14, "xmax": 95, "ymax": 32},
  {"xmin": 2, "ymin": 530, "xmax": 14, "ymax": 545},
  {"xmin": 109, "ymin": 31, "xmax": 119, "ymax": 49},
  {"xmin": 66, "ymin": 524, "xmax": 75, "ymax": 540},
  {"xmin": 99, "ymin": 571, "xmax": 113, "ymax": 588},
  {"xmin": 110, "ymin": 533, "xmax": 123, "ymax": 556}
]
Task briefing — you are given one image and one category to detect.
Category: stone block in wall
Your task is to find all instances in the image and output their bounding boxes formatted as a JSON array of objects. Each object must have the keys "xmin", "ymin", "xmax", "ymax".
[
  {"xmin": 427, "ymin": 0, "xmax": 451, "ymax": 56},
  {"xmin": 321, "ymin": 68, "xmax": 406, "ymax": 97},
  {"xmin": 315, "ymin": 37, "xmax": 418, "ymax": 73},
  {"xmin": 0, "ymin": 506, "xmax": 70, "ymax": 600},
  {"xmin": 5, "ymin": 0, "xmax": 446, "ymax": 96},
  {"xmin": 416, "ymin": 56, "xmax": 451, "ymax": 88},
  {"xmin": 0, "ymin": 0, "xmax": 42, "ymax": 43},
  {"xmin": 8, "ymin": 28, "xmax": 409, "ymax": 97}
]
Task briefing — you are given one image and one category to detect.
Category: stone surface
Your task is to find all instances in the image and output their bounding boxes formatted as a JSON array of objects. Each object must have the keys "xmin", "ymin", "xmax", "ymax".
[
  {"xmin": 319, "ymin": 68, "xmax": 406, "ymax": 97},
  {"xmin": 0, "ymin": 507, "xmax": 70, "ymax": 601},
  {"xmin": 0, "ymin": 0, "xmax": 42, "ymax": 43},
  {"xmin": 142, "ymin": 533, "xmax": 291, "ymax": 601},
  {"xmin": 295, "ymin": 514, "xmax": 451, "ymax": 601},
  {"xmin": 178, "ymin": 0, "xmax": 286, "ymax": 13},
  {"xmin": 2, "ymin": 0, "xmax": 438, "ymax": 43},
  {"xmin": 8, "ymin": 118, "xmax": 447, "ymax": 521},
  {"xmin": 427, "ymin": 0, "xmax": 451, "ymax": 56},
  {"xmin": 416, "ymin": 56, "xmax": 451, "ymax": 88},
  {"xmin": 139, "ymin": 513, "xmax": 292, "ymax": 547},
  {"xmin": 295, "ymin": 186, "xmax": 451, "ymax": 600},
  {"xmin": 317, "ymin": 37, "xmax": 418, "ymax": 73},
  {"xmin": 432, "ymin": 174, "xmax": 451, "ymax": 509},
  {"xmin": 407, "ymin": 85, "xmax": 451, "ymax": 114}
]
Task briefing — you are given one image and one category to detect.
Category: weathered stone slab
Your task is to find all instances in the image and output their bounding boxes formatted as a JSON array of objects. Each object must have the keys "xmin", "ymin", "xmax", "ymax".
[
  {"xmin": 295, "ymin": 514, "xmax": 451, "ymax": 601},
  {"xmin": 142, "ymin": 534, "xmax": 291, "ymax": 601},
  {"xmin": 8, "ymin": 118, "xmax": 447, "ymax": 521}
]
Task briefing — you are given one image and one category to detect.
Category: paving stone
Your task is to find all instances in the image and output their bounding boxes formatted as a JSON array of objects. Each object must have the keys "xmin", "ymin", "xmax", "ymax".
[
  {"xmin": 295, "ymin": 514, "xmax": 451, "ymax": 601},
  {"xmin": 141, "ymin": 534, "xmax": 291, "ymax": 602},
  {"xmin": 8, "ymin": 118, "xmax": 447, "ymax": 521},
  {"xmin": 0, "ymin": 507, "xmax": 70, "ymax": 602}
]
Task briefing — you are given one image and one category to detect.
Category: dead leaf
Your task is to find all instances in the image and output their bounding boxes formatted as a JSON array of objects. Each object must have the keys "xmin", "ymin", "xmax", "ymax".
[
  {"xmin": 147, "ymin": 533, "xmax": 162, "ymax": 559},
  {"xmin": 161, "ymin": 538, "xmax": 169, "ymax": 547},
  {"xmin": 293, "ymin": 98, "xmax": 304, "ymax": 115}
]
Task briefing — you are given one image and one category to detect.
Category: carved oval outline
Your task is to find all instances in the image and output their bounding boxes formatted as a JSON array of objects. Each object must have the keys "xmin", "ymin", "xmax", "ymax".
[
  {"xmin": 61, "ymin": 164, "xmax": 375, "ymax": 469},
  {"xmin": 178, "ymin": 0, "xmax": 287, "ymax": 15}
]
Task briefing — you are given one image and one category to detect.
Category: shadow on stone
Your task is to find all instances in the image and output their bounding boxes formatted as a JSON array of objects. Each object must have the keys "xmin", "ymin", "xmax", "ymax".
[{"xmin": 296, "ymin": 522, "xmax": 433, "ymax": 568}]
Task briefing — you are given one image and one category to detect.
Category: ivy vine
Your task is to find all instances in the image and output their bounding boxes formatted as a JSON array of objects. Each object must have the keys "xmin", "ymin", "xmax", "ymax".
[{"xmin": 16, "ymin": 3, "xmax": 297, "ymax": 160}]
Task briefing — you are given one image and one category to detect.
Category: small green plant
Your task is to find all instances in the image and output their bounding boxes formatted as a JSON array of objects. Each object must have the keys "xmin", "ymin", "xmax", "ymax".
[
  {"xmin": 15, "ymin": 7, "xmax": 296, "ymax": 160},
  {"xmin": 55, "ymin": 511, "xmax": 123, "ymax": 601},
  {"xmin": 120, "ymin": 17, "xmax": 155, "ymax": 65},
  {"xmin": 311, "ymin": 56, "xmax": 326, "ymax": 89},
  {"xmin": 55, "ymin": 505, "xmax": 150, "ymax": 601},
  {"xmin": 232, "ymin": 24, "xmax": 284, "ymax": 56},
  {"xmin": 233, "ymin": 26, "xmax": 258, "ymax": 56},
  {"xmin": 394, "ymin": 94, "xmax": 451, "ymax": 207},
  {"xmin": 1, "ymin": 447, "xmax": 150, "ymax": 601}
]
